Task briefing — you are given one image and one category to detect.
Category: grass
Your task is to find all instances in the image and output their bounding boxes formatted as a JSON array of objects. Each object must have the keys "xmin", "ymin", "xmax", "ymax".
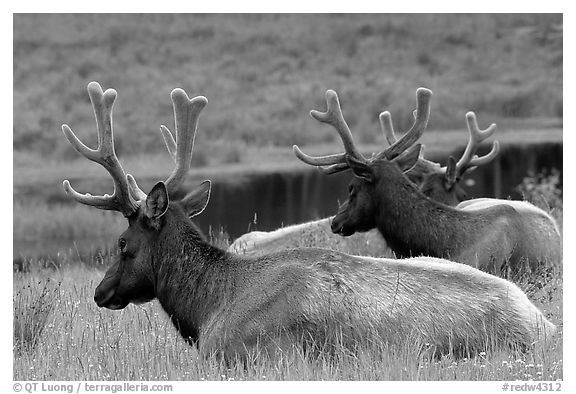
[
  {"xmin": 13, "ymin": 278, "xmax": 62, "ymax": 354},
  {"xmin": 12, "ymin": 241, "xmax": 563, "ymax": 380},
  {"xmin": 13, "ymin": 170, "xmax": 563, "ymax": 380}
]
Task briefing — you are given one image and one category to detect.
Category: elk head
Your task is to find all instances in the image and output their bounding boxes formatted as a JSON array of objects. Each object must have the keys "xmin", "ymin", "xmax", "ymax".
[
  {"xmin": 293, "ymin": 88, "xmax": 432, "ymax": 237},
  {"xmin": 61, "ymin": 82, "xmax": 211, "ymax": 310},
  {"xmin": 392, "ymin": 111, "xmax": 500, "ymax": 206}
]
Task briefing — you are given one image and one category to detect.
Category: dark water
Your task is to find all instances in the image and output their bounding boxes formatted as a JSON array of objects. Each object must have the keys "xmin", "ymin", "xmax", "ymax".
[{"xmin": 14, "ymin": 142, "xmax": 562, "ymax": 261}]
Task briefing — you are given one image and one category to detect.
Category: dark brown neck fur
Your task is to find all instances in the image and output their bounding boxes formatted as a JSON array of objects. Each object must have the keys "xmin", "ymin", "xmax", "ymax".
[
  {"xmin": 151, "ymin": 205, "xmax": 238, "ymax": 345},
  {"xmin": 371, "ymin": 161, "xmax": 485, "ymax": 259}
]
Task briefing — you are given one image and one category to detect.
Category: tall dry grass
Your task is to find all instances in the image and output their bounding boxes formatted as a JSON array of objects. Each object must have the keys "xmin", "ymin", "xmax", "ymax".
[
  {"xmin": 13, "ymin": 172, "xmax": 563, "ymax": 380},
  {"xmin": 13, "ymin": 251, "xmax": 562, "ymax": 381}
]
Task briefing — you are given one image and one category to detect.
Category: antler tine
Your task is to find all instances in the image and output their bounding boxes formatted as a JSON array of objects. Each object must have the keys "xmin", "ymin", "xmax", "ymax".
[
  {"xmin": 293, "ymin": 89, "xmax": 366, "ymax": 171},
  {"xmin": 375, "ymin": 90, "xmax": 442, "ymax": 179},
  {"xmin": 455, "ymin": 112, "xmax": 499, "ymax": 173},
  {"xmin": 292, "ymin": 146, "xmax": 348, "ymax": 166},
  {"xmin": 310, "ymin": 90, "xmax": 365, "ymax": 161},
  {"xmin": 383, "ymin": 87, "xmax": 432, "ymax": 160},
  {"xmin": 162, "ymin": 88, "xmax": 208, "ymax": 194},
  {"xmin": 467, "ymin": 140, "xmax": 501, "ymax": 170},
  {"xmin": 318, "ymin": 162, "xmax": 350, "ymax": 175},
  {"xmin": 61, "ymin": 81, "xmax": 140, "ymax": 216},
  {"xmin": 378, "ymin": 111, "xmax": 397, "ymax": 146},
  {"xmin": 379, "ymin": 109, "xmax": 421, "ymax": 146},
  {"xmin": 160, "ymin": 125, "xmax": 178, "ymax": 162},
  {"xmin": 127, "ymin": 174, "xmax": 147, "ymax": 202}
]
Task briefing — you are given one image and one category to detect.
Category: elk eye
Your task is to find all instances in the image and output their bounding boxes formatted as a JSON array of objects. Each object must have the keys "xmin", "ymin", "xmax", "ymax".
[
  {"xmin": 348, "ymin": 184, "xmax": 354, "ymax": 194},
  {"xmin": 118, "ymin": 238, "xmax": 127, "ymax": 251}
]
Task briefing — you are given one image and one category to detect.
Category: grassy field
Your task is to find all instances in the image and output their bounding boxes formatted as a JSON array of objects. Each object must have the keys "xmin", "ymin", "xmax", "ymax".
[
  {"xmin": 13, "ymin": 171, "xmax": 563, "ymax": 381},
  {"xmin": 13, "ymin": 234, "xmax": 563, "ymax": 380},
  {"xmin": 14, "ymin": 227, "xmax": 564, "ymax": 381}
]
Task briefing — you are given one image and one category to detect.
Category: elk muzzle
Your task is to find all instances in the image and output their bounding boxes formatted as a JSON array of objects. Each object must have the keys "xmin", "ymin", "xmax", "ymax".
[
  {"xmin": 330, "ymin": 206, "xmax": 356, "ymax": 237},
  {"xmin": 94, "ymin": 262, "xmax": 127, "ymax": 310}
]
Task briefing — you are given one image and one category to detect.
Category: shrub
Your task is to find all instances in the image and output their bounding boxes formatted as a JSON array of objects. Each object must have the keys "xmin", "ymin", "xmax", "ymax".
[{"xmin": 516, "ymin": 169, "xmax": 562, "ymax": 212}]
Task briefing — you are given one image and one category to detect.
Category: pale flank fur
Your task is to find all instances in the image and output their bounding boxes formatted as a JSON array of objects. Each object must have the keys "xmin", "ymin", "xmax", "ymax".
[{"xmin": 229, "ymin": 218, "xmax": 390, "ymax": 257}]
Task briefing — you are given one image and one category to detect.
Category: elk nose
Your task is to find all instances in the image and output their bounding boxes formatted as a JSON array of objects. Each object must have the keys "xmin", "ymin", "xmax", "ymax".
[
  {"xmin": 330, "ymin": 217, "xmax": 343, "ymax": 234},
  {"xmin": 94, "ymin": 290, "xmax": 105, "ymax": 306},
  {"xmin": 94, "ymin": 287, "xmax": 114, "ymax": 307}
]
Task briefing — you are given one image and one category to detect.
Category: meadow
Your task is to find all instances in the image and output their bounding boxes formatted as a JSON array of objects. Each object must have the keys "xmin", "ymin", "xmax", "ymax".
[
  {"xmin": 12, "ymin": 245, "xmax": 564, "ymax": 381},
  {"xmin": 13, "ymin": 171, "xmax": 563, "ymax": 381},
  {"xmin": 13, "ymin": 14, "xmax": 563, "ymax": 381}
]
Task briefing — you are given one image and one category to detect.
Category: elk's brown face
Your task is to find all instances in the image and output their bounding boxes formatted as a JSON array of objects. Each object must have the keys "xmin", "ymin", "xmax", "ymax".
[
  {"xmin": 331, "ymin": 151, "xmax": 421, "ymax": 237},
  {"xmin": 419, "ymin": 172, "xmax": 467, "ymax": 206},
  {"xmin": 419, "ymin": 156, "xmax": 468, "ymax": 206},
  {"xmin": 331, "ymin": 158, "xmax": 378, "ymax": 237},
  {"xmin": 94, "ymin": 181, "xmax": 211, "ymax": 310}
]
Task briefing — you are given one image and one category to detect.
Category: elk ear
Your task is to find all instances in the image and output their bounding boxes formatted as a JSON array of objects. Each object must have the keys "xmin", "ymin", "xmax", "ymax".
[
  {"xmin": 393, "ymin": 143, "xmax": 422, "ymax": 173},
  {"xmin": 182, "ymin": 180, "xmax": 212, "ymax": 218},
  {"xmin": 445, "ymin": 156, "xmax": 458, "ymax": 185},
  {"xmin": 145, "ymin": 182, "xmax": 169, "ymax": 220},
  {"xmin": 346, "ymin": 156, "xmax": 374, "ymax": 183}
]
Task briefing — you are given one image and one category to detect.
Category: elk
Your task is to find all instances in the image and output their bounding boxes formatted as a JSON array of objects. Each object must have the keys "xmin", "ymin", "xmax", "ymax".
[
  {"xmin": 294, "ymin": 88, "xmax": 561, "ymax": 277},
  {"xmin": 61, "ymin": 82, "xmax": 555, "ymax": 362},
  {"xmin": 380, "ymin": 105, "xmax": 500, "ymax": 206},
  {"xmin": 228, "ymin": 220, "xmax": 390, "ymax": 258},
  {"xmin": 229, "ymin": 90, "xmax": 500, "ymax": 257}
]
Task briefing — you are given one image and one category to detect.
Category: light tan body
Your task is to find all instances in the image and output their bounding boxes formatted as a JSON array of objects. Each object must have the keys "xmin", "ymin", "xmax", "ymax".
[
  {"xmin": 194, "ymin": 248, "xmax": 556, "ymax": 359},
  {"xmin": 228, "ymin": 197, "xmax": 562, "ymax": 275},
  {"xmin": 456, "ymin": 198, "xmax": 562, "ymax": 273},
  {"xmin": 229, "ymin": 218, "xmax": 391, "ymax": 257}
]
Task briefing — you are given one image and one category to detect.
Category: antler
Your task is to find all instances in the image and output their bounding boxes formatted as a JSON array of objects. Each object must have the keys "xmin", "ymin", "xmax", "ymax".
[
  {"xmin": 378, "ymin": 106, "xmax": 441, "ymax": 177},
  {"xmin": 159, "ymin": 89, "xmax": 208, "ymax": 195},
  {"xmin": 127, "ymin": 88, "xmax": 208, "ymax": 199},
  {"xmin": 62, "ymin": 82, "xmax": 208, "ymax": 216},
  {"xmin": 382, "ymin": 108, "xmax": 500, "ymax": 180},
  {"xmin": 293, "ymin": 88, "xmax": 432, "ymax": 175},
  {"xmin": 61, "ymin": 81, "xmax": 140, "ymax": 216},
  {"xmin": 455, "ymin": 112, "xmax": 500, "ymax": 174},
  {"xmin": 293, "ymin": 90, "xmax": 366, "ymax": 174},
  {"xmin": 381, "ymin": 88, "xmax": 432, "ymax": 160}
]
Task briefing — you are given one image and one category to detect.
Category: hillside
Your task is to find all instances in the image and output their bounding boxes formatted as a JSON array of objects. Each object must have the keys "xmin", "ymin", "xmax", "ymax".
[{"xmin": 14, "ymin": 14, "xmax": 562, "ymax": 166}]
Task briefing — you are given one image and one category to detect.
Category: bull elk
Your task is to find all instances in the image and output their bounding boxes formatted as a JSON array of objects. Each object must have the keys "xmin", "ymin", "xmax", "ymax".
[
  {"xmin": 61, "ymin": 82, "xmax": 555, "ymax": 362},
  {"xmin": 294, "ymin": 88, "xmax": 561, "ymax": 277},
  {"xmin": 229, "ymin": 89, "xmax": 501, "ymax": 257},
  {"xmin": 380, "ymin": 104, "xmax": 500, "ymax": 206}
]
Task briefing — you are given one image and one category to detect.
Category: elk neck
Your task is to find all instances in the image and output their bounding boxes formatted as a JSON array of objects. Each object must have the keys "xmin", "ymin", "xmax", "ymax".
[
  {"xmin": 150, "ymin": 205, "xmax": 240, "ymax": 345},
  {"xmin": 372, "ymin": 161, "xmax": 477, "ymax": 259}
]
